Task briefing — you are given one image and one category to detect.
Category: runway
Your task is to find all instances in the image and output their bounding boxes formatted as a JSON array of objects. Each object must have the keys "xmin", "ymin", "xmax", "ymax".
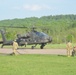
[{"xmin": 0, "ymin": 48, "xmax": 68, "ymax": 55}]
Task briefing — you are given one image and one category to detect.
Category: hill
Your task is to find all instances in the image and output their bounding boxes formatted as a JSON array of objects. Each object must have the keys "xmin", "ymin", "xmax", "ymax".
[{"xmin": 0, "ymin": 14, "xmax": 76, "ymax": 43}]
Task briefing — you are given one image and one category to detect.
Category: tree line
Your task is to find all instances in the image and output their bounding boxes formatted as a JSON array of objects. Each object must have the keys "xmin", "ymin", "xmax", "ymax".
[{"xmin": 0, "ymin": 14, "xmax": 76, "ymax": 43}]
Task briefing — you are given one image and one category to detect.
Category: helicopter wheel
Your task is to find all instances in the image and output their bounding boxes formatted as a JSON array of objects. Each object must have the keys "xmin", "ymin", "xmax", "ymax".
[
  {"xmin": 40, "ymin": 44, "xmax": 45, "ymax": 49},
  {"xmin": 40, "ymin": 43, "xmax": 46, "ymax": 49},
  {"xmin": 40, "ymin": 46, "xmax": 43, "ymax": 49},
  {"xmin": 31, "ymin": 46, "xmax": 34, "ymax": 49}
]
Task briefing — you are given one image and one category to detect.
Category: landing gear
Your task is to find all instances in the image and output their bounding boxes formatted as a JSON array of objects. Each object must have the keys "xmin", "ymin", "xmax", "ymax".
[
  {"xmin": 31, "ymin": 44, "xmax": 37, "ymax": 49},
  {"xmin": 31, "ymin": 44, "xmax": 46, "ymax": 49},
  {"xmin": 31, "ymin": 46, "xmax": 34, "ymax": 49},
  {"xmin": 40, "ymin": 43, "xmax": 46, "ymax": 49}
]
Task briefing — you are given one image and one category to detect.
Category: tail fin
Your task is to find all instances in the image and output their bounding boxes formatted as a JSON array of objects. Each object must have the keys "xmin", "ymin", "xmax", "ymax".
[{"xmin": 0, "ymin": 29, "xmax": 7, "ymax": 42}]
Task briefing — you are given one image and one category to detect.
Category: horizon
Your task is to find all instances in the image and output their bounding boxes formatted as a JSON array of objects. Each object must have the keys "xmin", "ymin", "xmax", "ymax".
[{"xmin": 0, "ymin": 14, "xmax": 76, "ymax": 21}]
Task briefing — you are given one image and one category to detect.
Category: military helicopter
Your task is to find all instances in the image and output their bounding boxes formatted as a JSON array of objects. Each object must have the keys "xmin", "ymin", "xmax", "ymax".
[{"xmin": 0, "ymin": 26, "xmax": 52, "ymax": 49}]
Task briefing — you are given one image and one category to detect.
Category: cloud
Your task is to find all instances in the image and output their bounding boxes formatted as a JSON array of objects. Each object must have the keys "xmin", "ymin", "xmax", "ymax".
[
  {"xmin": 13, "ymin": 4, "xmax": 54, "ymax": 12},
  {"xmin": 22, "ymin": 4, "xmax": 51, "ymax": 11}
]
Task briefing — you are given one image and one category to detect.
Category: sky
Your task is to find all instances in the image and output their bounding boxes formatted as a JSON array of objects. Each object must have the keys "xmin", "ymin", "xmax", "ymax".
[{"xmin": 0, "ymin": 0, "xmax": 76, "ymax": 20}]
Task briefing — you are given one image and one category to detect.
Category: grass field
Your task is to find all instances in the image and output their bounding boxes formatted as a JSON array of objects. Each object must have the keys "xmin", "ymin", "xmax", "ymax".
[
  {"xmin": 0, "ymin": 43, "xmax": 68, "ymax": 49},
  {"xmin": 0, "ymin": 54, "xmax": 76, "ymax": 75},
  {"xmin": 1, "ymin": 43, "xmax": 76, "ymax": 49}
]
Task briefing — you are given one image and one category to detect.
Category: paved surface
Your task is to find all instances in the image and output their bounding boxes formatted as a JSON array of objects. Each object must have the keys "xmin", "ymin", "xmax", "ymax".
[{"xmin": 0, "ymin": 48, "xmax": 69, "ymax": 55}]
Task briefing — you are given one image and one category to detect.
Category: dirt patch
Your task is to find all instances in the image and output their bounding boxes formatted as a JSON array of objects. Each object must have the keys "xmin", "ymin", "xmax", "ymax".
[{"xmin": 0, "ymin": 48, "xmax": 68, "ymax": 55}]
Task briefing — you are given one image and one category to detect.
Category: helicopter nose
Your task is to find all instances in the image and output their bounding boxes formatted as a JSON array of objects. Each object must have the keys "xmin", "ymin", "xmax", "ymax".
[{"xmin": 43, "ymin": 36, "xmax": 52, "ymax": 43}]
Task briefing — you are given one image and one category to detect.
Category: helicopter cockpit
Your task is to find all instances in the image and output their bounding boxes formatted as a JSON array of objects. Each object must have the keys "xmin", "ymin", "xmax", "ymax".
[{"xmin": 35, "ymin": 31, "xmax": 48, "ymax": 37}]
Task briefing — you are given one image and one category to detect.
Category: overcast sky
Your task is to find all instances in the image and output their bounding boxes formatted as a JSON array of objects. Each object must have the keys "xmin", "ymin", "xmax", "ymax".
[{"xmin": 0, "ymin": 0, "xmax": 76, "ymax": 20}]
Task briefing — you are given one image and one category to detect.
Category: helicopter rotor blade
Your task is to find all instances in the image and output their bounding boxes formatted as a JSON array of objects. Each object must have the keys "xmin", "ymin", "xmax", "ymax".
[{"xmin": 0, "ymin": 26, "xmax": 27, "ymax": 28}]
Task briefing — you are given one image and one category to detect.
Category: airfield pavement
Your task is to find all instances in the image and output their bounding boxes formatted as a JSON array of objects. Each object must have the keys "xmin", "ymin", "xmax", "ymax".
[{"xmin": 0, "ymin": 48, "xmax": 72, "ymax": 55}]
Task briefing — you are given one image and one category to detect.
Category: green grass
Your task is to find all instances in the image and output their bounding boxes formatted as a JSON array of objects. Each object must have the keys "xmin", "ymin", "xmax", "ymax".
[
  {"xmin": 0, "ymin": 43, "xmax": 68, "ymax": 49},
  {"xmin": 0, "ymin": 54, "xmax": 76, "ymax": 75},
  {"xmin": 0, "ymin": 43, "xmax": 76, "ymax": 49},
  {"xmin": 45, "ymin": 43, "xmax": 66, "ymax": 49}
]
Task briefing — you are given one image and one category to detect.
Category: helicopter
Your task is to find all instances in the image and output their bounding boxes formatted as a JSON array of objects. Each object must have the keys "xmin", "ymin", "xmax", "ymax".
[{"xmin": 0, "ymin": 26, "xmax": 52, "ymax": 49}]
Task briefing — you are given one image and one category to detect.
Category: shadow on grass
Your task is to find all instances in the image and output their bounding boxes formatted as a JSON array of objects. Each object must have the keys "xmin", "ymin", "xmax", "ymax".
[
  {"xmin": 58, "ymin": 55, "xmax": 68, "ymax": 57},
  {"xmin": 58, "ymin": 55, "xmax": 76, "ymax": 57},
  {"xmin": 0, "ymin": 52, "xmax": 16, "ymax": 56}
]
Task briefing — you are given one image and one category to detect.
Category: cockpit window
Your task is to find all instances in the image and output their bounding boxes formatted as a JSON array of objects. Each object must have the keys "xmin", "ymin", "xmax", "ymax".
[{"xmin": 35, "ymin": 31, "xmax": 48, "ymax": 37}]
